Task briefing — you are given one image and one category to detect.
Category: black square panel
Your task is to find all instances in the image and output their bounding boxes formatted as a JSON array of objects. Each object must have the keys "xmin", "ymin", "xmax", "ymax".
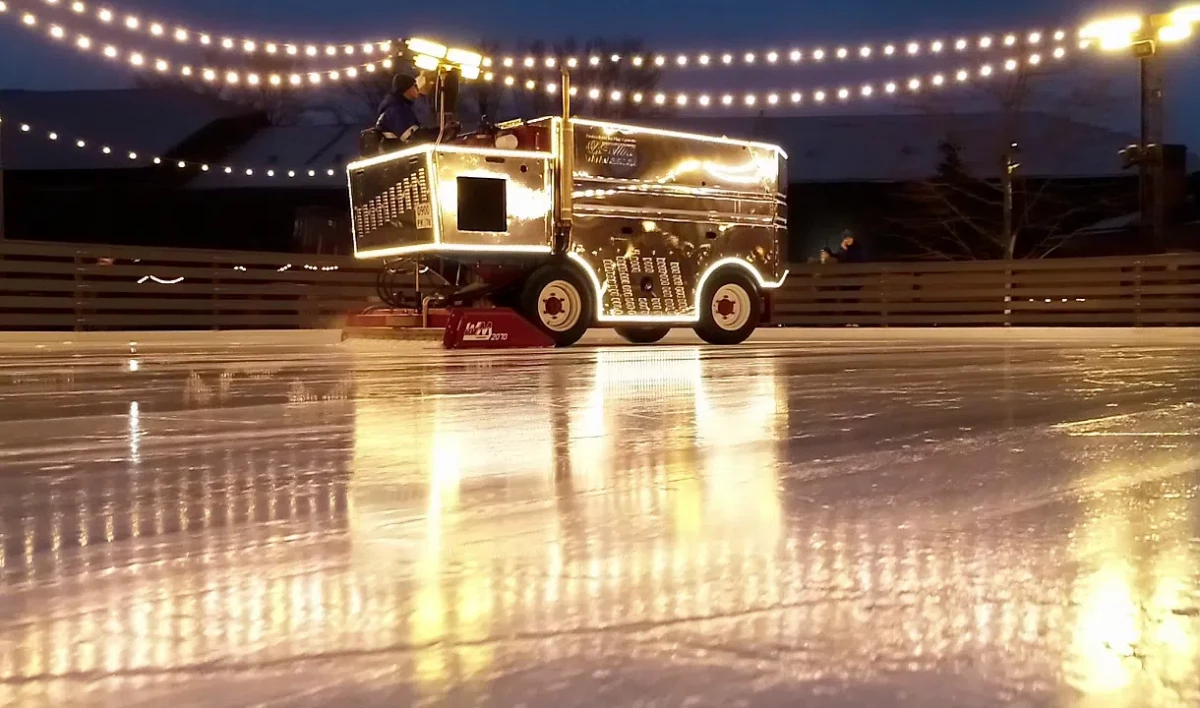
[{"xmin": 456, "ymin": 176, "xmax": 508, "ymax": 232}]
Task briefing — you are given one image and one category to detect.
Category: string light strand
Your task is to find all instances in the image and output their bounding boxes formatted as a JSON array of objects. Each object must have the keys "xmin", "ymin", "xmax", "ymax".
[
  {"xmin": 491, "ymin": 28, "xmax": 1073, "ymax": 71},
  {"xmin": 0, "ymin": 115, "xmax": 345, "ymax": 179},
  {"xmin": 0, "ymin": 5, "xmax": 401, "ymax": 89},
  {"xmin": 24, "ymin": 0, "xmax": 395, "ymax": 62},
  {"xmin": 489, "ymin": 49, "xmax": 1071, "ymax": 109}
]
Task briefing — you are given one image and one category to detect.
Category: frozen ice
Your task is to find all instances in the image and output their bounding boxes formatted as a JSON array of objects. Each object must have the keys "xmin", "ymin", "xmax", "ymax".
[{"xmin": 0, "ymin": 328, "xmax": 1197, "ymax": 707}]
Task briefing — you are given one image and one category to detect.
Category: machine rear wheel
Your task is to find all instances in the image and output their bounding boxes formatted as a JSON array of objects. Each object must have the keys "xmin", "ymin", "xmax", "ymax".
[
  {"xmin": 693, "ymin": 270, "xmax": 761, "ymax": 345},
  {"xmin": 520, "ymin": 263, "xmax": 594, "ymax": 347},
  {"xmin": 615, "ymin": 326, "xmax": 670, "ymax": 344}
]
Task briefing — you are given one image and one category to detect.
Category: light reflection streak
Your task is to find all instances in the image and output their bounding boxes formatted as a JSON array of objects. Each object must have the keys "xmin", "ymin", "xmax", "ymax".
[{"xmin": 0, "ymin": 354, "xmax": 1196, "ymax": 706}]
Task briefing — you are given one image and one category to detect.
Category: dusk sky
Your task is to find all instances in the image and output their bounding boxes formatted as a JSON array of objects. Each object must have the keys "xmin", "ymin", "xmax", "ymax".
[{"xmin": 1, "ymin": 0, "xmax": 1197, "ymax": 144}]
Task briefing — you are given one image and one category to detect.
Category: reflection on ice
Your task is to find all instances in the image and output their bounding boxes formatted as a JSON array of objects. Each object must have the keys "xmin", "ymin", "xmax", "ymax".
[
  {"xmin": 1067, "ymin": 474, "xmax": 1198, "ymax": 706},
  {"xmin": 0, "ymin": 338, "xmax": 1197, "ymax": 706}
]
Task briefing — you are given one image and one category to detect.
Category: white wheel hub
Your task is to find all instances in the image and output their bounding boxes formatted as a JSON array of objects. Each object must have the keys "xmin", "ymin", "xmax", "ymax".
[
  {"xmin": 711, "ymin": 283, "xmax": 752, "ymax": 331},
  {"xmin": 538, "ymin": 279, "xmax": 583, "ymax": 332}
]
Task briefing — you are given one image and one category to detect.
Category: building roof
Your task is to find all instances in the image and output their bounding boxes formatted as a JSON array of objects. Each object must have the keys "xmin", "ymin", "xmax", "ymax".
[
  {"xmin": 647, "ymin": 112, "xmax": 1198, "ymax": 182},
  {"xmin": 197, "ymin": 110, "xmax": 1187, "ymax": 190},
  {"xmin": 186, "ymin": 125, "xmax": 354, "ymax": 189},
  {"xmin": 5, "ymin": 91, "xmax": 1193, "ymax": 186},
  {"xmin": 0, "ymin": 88, "xmax": 257, "ymax": 170}
]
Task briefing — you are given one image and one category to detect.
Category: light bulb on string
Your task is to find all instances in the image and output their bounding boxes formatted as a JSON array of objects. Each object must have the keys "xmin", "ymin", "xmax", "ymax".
[
  {"xmin": 16, "ymin": 11, "xmax": 435, "ymax": 92},
  {"xmin": 462, "ymin": 49, "xmax": 1070, "ymax": 112}
]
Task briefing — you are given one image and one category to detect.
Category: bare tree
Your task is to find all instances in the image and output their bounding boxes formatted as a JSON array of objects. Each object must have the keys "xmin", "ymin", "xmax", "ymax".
[
  {"xmin": 891, "ymin": 64, "xmax": 1136, "ymax": 260},
  {"xmin": 340, "ymin": 37, "xmax": 669, "ymax": 129},
  {"xmin": 502, "ymin": 37, "xmax": 669, "ymax": 121},
  {"xmin": 340, "ymin": 67, "xmax": 395, "ymax": 124},
  {"xmin": 135, "ymin": 51, "xmax": 313, "ymax": 125}
]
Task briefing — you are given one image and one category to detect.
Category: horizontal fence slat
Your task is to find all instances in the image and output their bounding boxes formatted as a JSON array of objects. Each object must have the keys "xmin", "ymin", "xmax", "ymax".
[
  {"xmin": 779, "ymin": 288, "xmax": 1015, "ymax": 301},
  {"xmin": 1012, "ymin": 298, "xmax": 1200, "ymax": 311},
  {"xmin": 0, "ymin": 296, "xmax": 370, "ymax": 313},
  {"xmin": 76, "ymin": 314, "xmax": 338, "ymax": 328},
  {"xmin": 0, "ymin": 279, "xmax": 383, "ymax": 298},
  {"xmin": 0, "ymin": 239, "xmax": 363, "ymax": 268},
  {"xmin": 3, "ymin": 238, "xmax": 1199, "ymax": 330},
  {"xmin": 0, "ymin": 261, "xmax": 379, "ymax": 284},
  {"xmin": 777, "ymin": 301, "xmax": 1009, "ymax": 313}
]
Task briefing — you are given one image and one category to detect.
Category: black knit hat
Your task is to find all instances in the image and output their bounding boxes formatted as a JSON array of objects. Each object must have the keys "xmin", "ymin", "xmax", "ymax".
[{"xmin": 392, "ymin": 73, "xmax": 417, "ymax": 95}]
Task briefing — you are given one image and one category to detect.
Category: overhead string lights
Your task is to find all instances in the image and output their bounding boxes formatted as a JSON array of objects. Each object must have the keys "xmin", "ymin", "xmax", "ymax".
[
  {"xmin": 1, "ymin": 4, "xmax": 400, "ymax": 88},
  {"xmin": 490, "ymin": 28, "xmax": 1073, "ymax": 71},
  {"xmin": 25, "ymin": 0, "xmax": 395, "ymax": 62},
  {"xmin": 0, "ymin": 115, "xmax": 346, "ymax": 179},
  {"xmin": 487, "ymin": 49, "xmax": 1072, "ymax": 109}
]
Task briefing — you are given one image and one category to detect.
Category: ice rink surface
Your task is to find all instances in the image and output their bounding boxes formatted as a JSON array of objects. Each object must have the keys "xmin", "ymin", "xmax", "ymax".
[{"xmin": 0, "ymin": 328, "xmax": 1198, "ymax": 707}]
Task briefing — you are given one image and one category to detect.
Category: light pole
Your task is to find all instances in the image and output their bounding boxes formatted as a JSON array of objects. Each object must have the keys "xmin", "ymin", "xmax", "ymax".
[
  {"xmin": 1002, "ymin": 142, "xmax": 1021, "ymax": 260},
  {"xmin": 0, "ymin": 115, "xmax": 6, "ymax": 240},
  {"xmin": 1081, "ymin": 7, "xmax": 1199, "ymax": 253}
]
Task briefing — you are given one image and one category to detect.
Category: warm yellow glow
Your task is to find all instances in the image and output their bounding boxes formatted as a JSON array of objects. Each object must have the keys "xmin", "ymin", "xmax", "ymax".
[
  {"xmin": 1158, "ymin": 23, "xmax": 1192, "ymax": 42},
  {"xmin": 407, "ymin": 37, "xmax": 447, "ymax": 58},
  {"xmin": 574, "ymin": 118, "xmax": 786, "ymax": 157},
  {"xmin": 1079, "ymin": 15, "xmax": 1143, "ymax": 50},
  {"xmin": 439, "ymin": 168, "xmax": 553, "ymax": 222},
  {"xmin": 356, "ymin": 243, "xmax": 553, "ymax": 260},
  {"xmin": 413, "ymin": 54, "xmax": 439, "ymax": 71},
  {"xmin": 1173, "ymin": 4, "xmax": 1200, "ymax": 25}
]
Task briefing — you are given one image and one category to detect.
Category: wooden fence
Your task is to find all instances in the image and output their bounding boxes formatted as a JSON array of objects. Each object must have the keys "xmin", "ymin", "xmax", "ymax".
[
  {"xmin": 1, "ymin": 240, "xmax": 1198, "ymax": 329},
  {"xmin": 0, "ymin": 240, "xmax": 379, "ymax": 330},
  {"xmin": 774, "ymin": 254, "xmax": 1200, "ymax": 327}
]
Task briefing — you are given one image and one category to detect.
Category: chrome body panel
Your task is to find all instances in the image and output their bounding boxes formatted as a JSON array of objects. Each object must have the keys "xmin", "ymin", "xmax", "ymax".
[
  {"xmin": 566, "ymin": 119, "xmax": 787, "ymax": 318},
  {"xmin": 431, "ymin": 150, "xmax": 554, "ymax": 249},
  {"xmin": 347, "ymin": 120, "xmax": 787, "ymax": 319},
  {"xmin": 348, "ymin": 145, "xmax": 554, "ymax": 259}
]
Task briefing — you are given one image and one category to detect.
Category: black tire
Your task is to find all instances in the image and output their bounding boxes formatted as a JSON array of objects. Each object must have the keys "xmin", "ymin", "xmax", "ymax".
[
  {"xmin": 615, "ymin": 326, "xmax": 671, "ymax": 344},
  {"xmin": 520, "ymin": 262, "xmax": 594, "ymax": 347},
  {"xmin": 693, "ymin": 269, "xmax": 761, "ymax": 345}
]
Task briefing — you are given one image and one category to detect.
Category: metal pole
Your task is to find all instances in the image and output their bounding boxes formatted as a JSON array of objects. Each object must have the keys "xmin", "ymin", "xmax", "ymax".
[
  {"xmin": 1002, "ymin": 157, "xmax": 1014, "ymax": 260},
  {"xmin": 0, "ymin": 116, "xmax": 6, "ymax": 240},
  {"xmin": 1138, "ymin": 55, "xmax": 1152, "ymax": 250},
  {"xmin": 1149, "ymin": 59, "xmax": 1166, "ymax": 252},
  {"xmin": 1137, "ymin": 41, "xmax": 1166, "ymax": 252},
  {"xmin": 553, "ymin": 67, "xmax": 573, "ymax": 254}
]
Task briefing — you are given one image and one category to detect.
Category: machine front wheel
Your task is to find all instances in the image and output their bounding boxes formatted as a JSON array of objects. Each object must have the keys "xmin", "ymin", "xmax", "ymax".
[
  {"xmin": 520, "ymin": 263, "xmax": 594, "ymax": 347},
  {"xmin": 693, "ymin": 270, "xmax": 761, "ymax": 345},
  {"xmin": 615, "ymin": 326, "xmax": 671, "ymax": 344}
]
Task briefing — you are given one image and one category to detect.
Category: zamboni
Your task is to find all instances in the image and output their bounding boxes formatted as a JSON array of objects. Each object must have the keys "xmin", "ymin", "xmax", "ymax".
[{"xmin": 347, "ymin": 39, "xmax": 789, "ymax": 347}]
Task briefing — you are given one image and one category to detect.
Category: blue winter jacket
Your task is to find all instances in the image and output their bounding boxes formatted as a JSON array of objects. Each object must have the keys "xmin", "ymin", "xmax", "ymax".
[{"xmin": 376, "ymin": 94, "xmax": 421, "ymax": 140}]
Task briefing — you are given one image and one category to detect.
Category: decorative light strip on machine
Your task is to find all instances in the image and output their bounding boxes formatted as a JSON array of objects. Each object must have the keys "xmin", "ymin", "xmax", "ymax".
[
  {"xmin": 0, "ymin": 3, "xmax": 399, "ymax": 87},
  {"xmin": 486, "ymin": 49, "xmax": 1071, "ymax": 108},
  {"xmin": 23, "ymin": 0, "xmax": 395, "ymax": 61},
  {"xmin": 0, "ymin": 115, "xmax": 345, "ymax": 178}
]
